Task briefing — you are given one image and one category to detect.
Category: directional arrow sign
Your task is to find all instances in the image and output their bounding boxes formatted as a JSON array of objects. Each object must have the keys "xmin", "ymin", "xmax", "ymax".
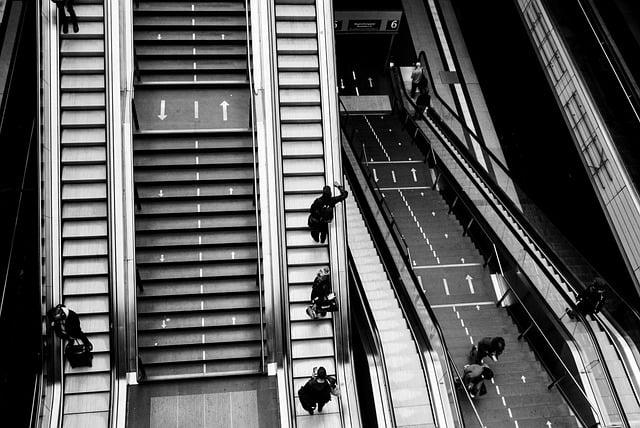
[
  {"xmin": 373, "ymin": 168, "xmax": 379, "ymax": 182},
  {"xmin": 161, "ymin": 320, "xmax": 166, "ymax": 328},
  {"xmin": 546, "ymin": 422, "xmax": 552, "ymax": 428},
  {"xmin": 231, "ymin": 251, "xmax": 236, "ymax": 260},
  {"xmin": 157, "ymin": 33, "xmax": 162, "ymax": 40},
  {"xmin": 160, "ymin": 254, "xmax": 165, "ymax": 262},
  {"xmin": 368, "ymin": 77, "xmax": 373, "ymax": 88},
  {"xmin": 158, "ymin": 189, "xmax": 164, "ymax": 197},
  {"xmin": 220, "ymin": 100, "xmax": 229, "ymax": 121},
  {"xmin": 158, "ymin": 99, "xmax": 167, "ymax": 120},
  {"xmin": 466, "ymin": 274, "xmax": 475, "ymax": 294},
  {"xmin": 340, "ymin": 78, "xmax": 345, "ymax": 89},
  {"xmin": 461, "ymin": 258, "xmax": 465, "ymax": 263},
  {"xmin": 521, "ymin": 375, "xmax": 526, "ymax": 383},
  {"xmin": 229, "ymin": 187, "xmax": 234, "ymax": 195},
  {"xmin": 221, "ymin": 33, "xmax": 225, "ymax": 40},
  {"xmin": 411, "ymin": 168, "xmax": 417, "ymax": 182}
]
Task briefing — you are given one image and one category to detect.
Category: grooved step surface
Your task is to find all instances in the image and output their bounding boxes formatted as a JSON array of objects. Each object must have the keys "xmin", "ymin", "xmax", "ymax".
[
  {"xmin": 55, "ymin": 2, "xmax": 111, "ymax": 427},
  {"xmin": 132, "ymin": 0, "xmax": 264, "ymax": 381}
]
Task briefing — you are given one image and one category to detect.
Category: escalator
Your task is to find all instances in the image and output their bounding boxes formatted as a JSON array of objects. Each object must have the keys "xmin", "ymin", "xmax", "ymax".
[
  {"xmin": 56, "ymin": 0, "xmax": 112, "ymax": 424},
  {"xmin": 131, "ymin": 0, "xmax": 266, "ymax": 380}
]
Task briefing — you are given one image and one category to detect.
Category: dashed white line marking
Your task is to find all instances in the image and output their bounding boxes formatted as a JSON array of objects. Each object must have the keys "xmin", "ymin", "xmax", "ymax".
[
  {"xmin": 502, "ymin": 396, "xmax": 506, "ymax": 407},
  {"xmin": 194, "ymin": 101, "xmax": 199, "ymax": 119},
  {"xmin": 196, "ymin": 172, "xmax": 200, "ymax": 181},
  {"xmin": 196, "ymin": 187, "xmax": 201, "ymax": 197},
  {"xmin": 195, "ymin": 156, "xmax": 200, "ymax": 165},
  {"xmin": 198, "ymin": 235, "xmax": 202, "ymax": 245},
  {"xmin": 197, "ymin": 203, "xmax": 201, "ymax": 213},
  {"xmin": 197, "ymin": 219, "xmax": 201, "ymax": 228},
  {"xmin": 508, "ymin": 408, "xmax": 513, "ymax": 418},
  {"xmin": 443, "ymin": 278, "xmax": 450, "ymax": 295},
  {"xmin": 199, "ymin": 252, "xmax": 203, "ymax": 261},
  {"xmin": 199, "ymin": 268, "xmax": 203, "ymax": 277},
  {"xmin": 192, "ymin": 18, "xmax": 195, "ymax": 25}
]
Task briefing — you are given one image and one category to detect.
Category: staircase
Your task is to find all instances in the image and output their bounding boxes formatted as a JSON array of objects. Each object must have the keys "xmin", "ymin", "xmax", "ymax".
[
  {"xmin": 272, "ymin": 0, "xmax": 343, "ymax": 424},
  {"xmin": 345, "ymin": 183, "xmax": 435, "ymax": 427},
  {"xmin": 58, "ymin": 0, "xmax": 112, "ymax": 425},
  {"xmin": 132, "ymin": 0, "xmax": 265, "ymax": 379}
]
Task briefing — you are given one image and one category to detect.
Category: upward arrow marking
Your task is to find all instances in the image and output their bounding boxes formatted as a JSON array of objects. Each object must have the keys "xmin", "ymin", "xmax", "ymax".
[
  {"xmin": 411, "ymin": 168, "xmax": 417, "ymax": 182},
  {"xmin": 220, "ymin": 100, "xmax": 229, "ymax": 121}
]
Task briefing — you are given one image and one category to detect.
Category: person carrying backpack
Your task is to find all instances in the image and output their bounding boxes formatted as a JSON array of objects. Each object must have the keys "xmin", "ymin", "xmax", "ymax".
[
  {"xmin": 470, "ymin": 336, "xmax": 505, "ymax": 364},
  {"xmin": 298, "ymin": 367, "xmax": 338, "ymax": 415},
  {"xmin": 566, "ymin": 277, "xmax": 607, "ymax": 319},
  {"xmin": 306, "ymin": 267, "xmax": 339, "ymax": 319},
  {"xmin": 52, "ymin": 0, "xmax": 79, "ymax": 34},
  {"xmin": 460, "ymin": 364, "xmax": 493, "ymax": 398},
  {"xmin": 308, "ymin": 182, "xmax": 348, "ymax": 243}
]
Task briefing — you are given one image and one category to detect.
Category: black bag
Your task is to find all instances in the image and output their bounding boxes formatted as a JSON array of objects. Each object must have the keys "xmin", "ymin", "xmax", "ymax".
[
  {"xmin": 478, "ymin": 382, "xmax": 487, "ymax": 397},
  {"xmin": 65, "ymin": 341, "xmax": 93, "ymax": 368}
]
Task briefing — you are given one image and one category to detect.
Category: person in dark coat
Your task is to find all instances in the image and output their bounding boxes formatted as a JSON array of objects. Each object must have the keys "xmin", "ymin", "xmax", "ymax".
[
  {"xmin": 308, "ymin": 182, "xmax": 348, "ymax": 243},
  {"xmin": 567, "ymin": 277, "xmax": 607, "ymax": 319},
  {"xmin": 306, "ymin": 267, "xmax": 337, "ymax": 319},
  {"xmin": 52, "ymin": 0, "xmax": 79, "ymax": 34},
  {"xmin": 414, "ymin": 91, "xmax": 430, "ymax": 119},
  {"xmin": 461, "ymin": 364, "xmax": 493, "ymax": 398},
  {"xmin": 47, "ymin": 304, "xmax": 92, "ymax": 350},
  {"xmin": 471, "ymin": 336, "xmax": 505, "ymax": 364},
  {"xmin": 298, "ymin": 367, "xmax": 337, "ymax": 415}
]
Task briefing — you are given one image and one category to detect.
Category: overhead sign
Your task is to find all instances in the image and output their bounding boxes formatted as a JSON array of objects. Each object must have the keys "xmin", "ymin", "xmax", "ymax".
[{"xmin": 334, "ymin": 11, "xmax": 402, "ymax": 34}]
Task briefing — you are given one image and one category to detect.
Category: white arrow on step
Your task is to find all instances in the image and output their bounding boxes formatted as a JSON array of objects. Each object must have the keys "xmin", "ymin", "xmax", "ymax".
[
  {"xmin": 158, "ymin": 99, "xmax": 167, "ymax": 120},
  {"xmin": 160, "ymin": 254, "xmax": 165, "ymax": 262},
  {"xmin": 461, "ymin": 257, "xmax": 465, "ymax": 263},
  {"xmin": 466, "ymin": 274, "xmax": 474, "ymax": 294},
  {"xmin": 391, "ymin": 170, "xmax": 397, "ymax": 183},
  {"xmin": 373, "ymin": 168, "xmax": 379, "ymax": 182},
  {"xmin": 158, "ymin": 189, "xmax": 164, "ymax": 197},
  {"xmin": 368, "ymin": 77, "xmax": 373, "ymax": 88},
  {"xmin": 411, "ymin": 168, "xmax": 417, "ymax": 182},
  {"xmin": 546, "ymin": 421, "xmax": 552, "ymax": 428},
  {"xmin": 231, "ymin": 251, "xmax": 236, "ymax": 260},
  {"xmin": 161, "ymin": 320, "xmax": 166, "ymax": 329},
  {"xmin": 221, "ymin": 33, "xmax": 225, "ymax": 40},
  {"xmin": 157, "ymin": 34, "xmax": 162, "ymax": 40},
  {"xmin": 220, "ymin": 100, "xmax": 229, "ymax": 121},
  {"xmin": 229, "ymin": 187, "xmax": 234, "ymax": 195},
  {"xmin": 340, "ymin": 78, "xmax": 345, "ymax": 89},
  {"xmin": 521, "ymin": 375, "xmax": 526, "ymax": 383}
]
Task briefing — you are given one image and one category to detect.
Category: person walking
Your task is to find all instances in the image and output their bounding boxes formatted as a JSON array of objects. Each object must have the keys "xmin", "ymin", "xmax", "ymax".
[
  {"xmin": 470, "ymin": 336, "xmax": 505, "ymax": 364},
  {"xmin": 566, "ymin": 277, "xmax": 607, "ymax": 319},
  {"xmin": 53, "ymin": 0, "xmax": 79, "ymax": 34},
  {"xmin": 461, "ymin": 364, "xmax": 493, "ymax": 398},
  {"xmin": 410, "ymin": 62, "xmax": 427, "ymax": 97},
  {"xmin": 47, "ymin": 304, "xmax": 93, "ymax": 350},
  {"xmin": 306, "ymin": 267, "xmax": 338, "ymax": 319},
  {"xmin": 308, "ymin": 182, "xmax": 348, "ymax": 243},
  {"xmin": 298, "ymin": 367, "xmax": 338, "ymax": 415}
]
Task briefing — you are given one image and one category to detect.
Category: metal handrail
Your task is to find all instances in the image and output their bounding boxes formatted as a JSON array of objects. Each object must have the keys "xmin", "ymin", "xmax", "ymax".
[
  {"xmin": 244, "ymin": 0, "xmax": 265, "ymax": 374},
  {"xmin": 443, "ymin": 347, "xmax": 485, "ymax": 428},
  {"xmin": 390, "ymin": 68, "xmax": 620, "ymax": 426},
  {"xmin": 0, "ymin": 120, "xmax": 34, "ymax": 318},
  {"xmin": 347, "ymin": 250, "xmax": 397, "ymax": 427}
]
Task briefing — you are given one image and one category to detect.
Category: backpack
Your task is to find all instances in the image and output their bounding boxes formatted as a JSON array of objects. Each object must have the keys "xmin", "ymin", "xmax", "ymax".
[{"xmin": 319, "ymin": 202, "xmax": 334, "ymax": 223}]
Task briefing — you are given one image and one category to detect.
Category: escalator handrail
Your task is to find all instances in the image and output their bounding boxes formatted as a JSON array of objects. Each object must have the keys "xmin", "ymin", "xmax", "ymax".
[
  {"xmin": 391, "ymin": 66, "xmax": 625, "ymax": 427},
  {"xmin": 347, "ymin": 249, "xmax": 397, "ymax": 427},
  {"xmin": 340, "ymin": 109, "xmax": 476, "ymax": 427},
  {"xmin": 413, "ymin": 48, "xmax": 640, "ymax": 333},
  {"xmin": 244, "ymin": 0, "xmax": 266, "ymax": 374}
]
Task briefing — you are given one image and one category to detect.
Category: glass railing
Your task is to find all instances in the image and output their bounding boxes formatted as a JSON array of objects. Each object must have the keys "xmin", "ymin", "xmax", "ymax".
[
  {"xmin": 341, "ymin": 99, "xmax": 478, "ymax": 428},
  {"xmin": 389, "ymin": 63, "xmax": 627, "ymax": 426}
]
